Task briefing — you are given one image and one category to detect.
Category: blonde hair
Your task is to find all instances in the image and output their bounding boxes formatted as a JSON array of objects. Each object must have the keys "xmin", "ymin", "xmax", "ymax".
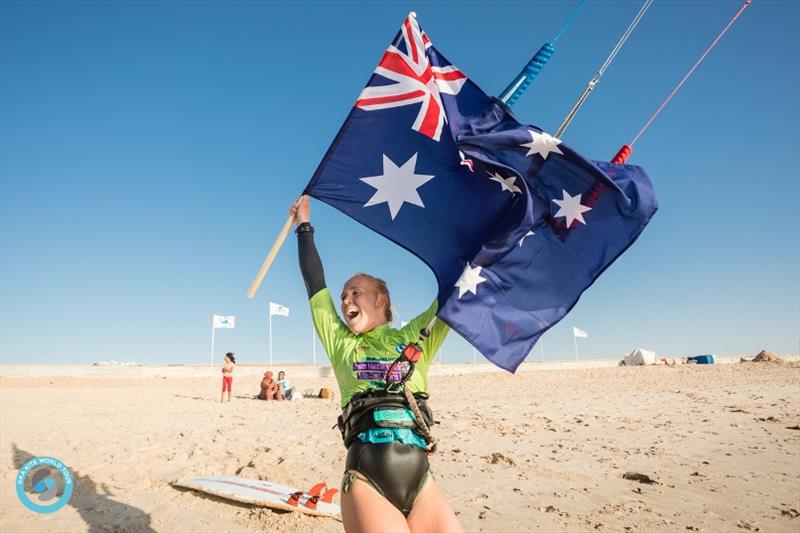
[{"xmin": 350, "ymin": 273, "xmax": 393, "ymax": 323}]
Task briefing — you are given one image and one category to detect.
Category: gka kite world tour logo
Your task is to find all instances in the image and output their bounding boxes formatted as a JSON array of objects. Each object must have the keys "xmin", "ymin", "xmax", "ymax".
[{"xmin": 16, "ymin": 456, "xmax": 74, "ymax": 513}]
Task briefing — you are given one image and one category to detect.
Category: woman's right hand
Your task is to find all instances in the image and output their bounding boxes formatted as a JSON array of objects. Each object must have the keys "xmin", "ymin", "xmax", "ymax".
[{"xmin": 290, "ymin": 195, "xmax": 311, "ymax": 226}]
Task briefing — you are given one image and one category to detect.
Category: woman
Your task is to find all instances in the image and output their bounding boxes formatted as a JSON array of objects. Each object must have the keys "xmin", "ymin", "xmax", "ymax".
[
  {"xmin": 291, "ymin": 196, "xmax": 462, "ymax": 533},
  {"xmin": 221, "ymin": 352, "xmax": 235, "ymax": 403},
  {"xmin": 258, "ymin": 371, "xmax": 283, "ymax": 401}
]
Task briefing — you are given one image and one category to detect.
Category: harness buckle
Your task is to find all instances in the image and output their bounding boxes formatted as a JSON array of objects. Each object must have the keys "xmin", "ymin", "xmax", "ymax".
[{"xmin": 385, "ymin": 382, "xmax": 402, "ymax": 394}]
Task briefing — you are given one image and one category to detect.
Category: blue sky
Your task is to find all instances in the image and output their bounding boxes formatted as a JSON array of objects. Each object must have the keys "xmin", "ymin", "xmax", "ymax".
[{"xmin": 1, "ymin": 1, "xmax": 797, "ymax": 365}]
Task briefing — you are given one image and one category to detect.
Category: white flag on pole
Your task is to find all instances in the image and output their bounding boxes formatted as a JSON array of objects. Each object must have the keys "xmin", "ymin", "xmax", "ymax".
[
  {"xmin": 213, "ymin": 315, "xmax": 236, "ymax": 329},
  {"xmin": 573, "ymin": 326, "xmax": 588, "ymax": 338},
  {"xmin": 269, "ymin": 302, "xmax": 290, "ymax": 317}
]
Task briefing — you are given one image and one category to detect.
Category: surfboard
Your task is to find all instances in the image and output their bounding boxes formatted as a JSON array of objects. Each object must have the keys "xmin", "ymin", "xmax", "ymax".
[{"xmin": 177, "ymin": 476, "xmax": 340, "ymax": 518}]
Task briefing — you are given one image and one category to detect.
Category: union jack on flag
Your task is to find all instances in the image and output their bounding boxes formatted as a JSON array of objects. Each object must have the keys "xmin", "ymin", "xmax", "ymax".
[{"xmin": 355, "ymin": 13, "xmax": 467, "ymax": 141}]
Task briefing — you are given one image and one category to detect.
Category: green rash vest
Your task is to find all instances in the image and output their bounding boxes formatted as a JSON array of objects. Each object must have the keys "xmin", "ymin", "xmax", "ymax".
[{"xmin": 309, "ymin": 288, "xmax": 450, "ymax": 408}]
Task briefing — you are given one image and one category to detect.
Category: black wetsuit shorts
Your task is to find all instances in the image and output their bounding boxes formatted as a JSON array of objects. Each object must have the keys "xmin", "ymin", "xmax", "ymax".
[{"xmin": 345, "ymin": 440, "xmax": 430, "ymax": 517}]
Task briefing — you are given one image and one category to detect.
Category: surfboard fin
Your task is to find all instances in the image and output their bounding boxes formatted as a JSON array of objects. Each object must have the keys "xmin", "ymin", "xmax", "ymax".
[
  {"xmin": 303, "ymin": 483, "xmax": 328, "ymax": 509},
  {"xmin": 287, "ymin": 490, "xmax": 304, "ymax": 507},
  {"xmin": 289, "ymin": 482, "xmax": 335, "ymax": 510},
  {"xmin": 321, "ymin": 488, "xmax": 339, "ymax": 503},
  {"xmin": 304, "ymin": 482, "xmax": 327, "ymax": 510},
  {"xmin": 308, "ymin": 482, "xmax": 326, "ymax": 496}
]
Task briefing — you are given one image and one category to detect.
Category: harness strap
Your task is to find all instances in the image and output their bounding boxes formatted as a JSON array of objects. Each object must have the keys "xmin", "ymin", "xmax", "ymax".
[
  {"xmin": 338, "ymin": 391, "xmax": 434, "ymax": 447},
  {"xmin": 402, "ymin": 382, "xmax": 438, "ymax": 453}
]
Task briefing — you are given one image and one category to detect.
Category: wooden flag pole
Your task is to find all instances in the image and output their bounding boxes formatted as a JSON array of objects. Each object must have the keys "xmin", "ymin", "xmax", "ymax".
[{"xmin": 246, "ymin": 198, "xmax": 302, "ymax": 299}]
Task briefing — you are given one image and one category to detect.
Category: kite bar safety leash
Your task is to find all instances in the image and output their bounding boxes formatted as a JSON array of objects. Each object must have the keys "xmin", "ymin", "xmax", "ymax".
[
  {"xmin": 611, "ymin": 0, "xmax": 753, "ymax": 164},
  {"xmin": 499, "ymin": 0, "xmax": 587, "ymax": 106},
  {"xmin": 554, "ymin": 0, "xmax": 654, "ymax": 139},
  {"xmin": 383, "ymin": 315, "xmax": 440, "ymax": 452}
]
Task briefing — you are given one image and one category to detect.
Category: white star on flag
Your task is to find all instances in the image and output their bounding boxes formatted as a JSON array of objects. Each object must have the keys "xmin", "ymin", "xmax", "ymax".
[
  {"xmin": 520, "ymin": 130, "xmax": 564, "ymax": 160},
  {"xmin": 488, "ymin": 171, "xmax": 522, "ymax": 195},
  {"xmin": 455, "ymin": 263, "xmax": 487, "ymax": 299},
  {"xmin": 552, "ymin": 189, "xmax": 592, "ymax": 228},
  {"xmin": 518, "ymin": 230, "xmax": 535, "ymax": 247},
  {"xmin": 361, "ymin": 153, "xmax": 434, "ymax": 220}
]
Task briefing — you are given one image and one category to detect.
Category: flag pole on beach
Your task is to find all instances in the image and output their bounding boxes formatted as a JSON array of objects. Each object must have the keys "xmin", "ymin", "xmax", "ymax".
[
  {"xmin": 268, "ymin": 302, "xmax": 289, "ymax": 366},
  {"xmin": 573, "ymin": 326, "xmax": 588, "ymax": 360},
  {"xmin": 210, "ymin": 317, "xmax": 216, "ymax": 366},
  {"xmin": 269, "ymin": 311, "xmax": 272, "ymax": 366}
]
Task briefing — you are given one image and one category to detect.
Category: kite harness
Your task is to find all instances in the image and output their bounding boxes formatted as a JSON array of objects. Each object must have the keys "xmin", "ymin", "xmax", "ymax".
[{"xmin": 337, "ymin": 317, "xmax": 440, "ymax": 453}]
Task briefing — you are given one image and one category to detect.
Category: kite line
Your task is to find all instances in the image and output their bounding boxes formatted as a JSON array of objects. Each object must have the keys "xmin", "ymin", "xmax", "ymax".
[
  {"xmin": 554, "ymin": 0, "xmax": 654, "ymax": 139},
  {"xmin": 612, "ymin": 0, "xmax": 753, "ymax": 163},
  {"xmin": 499, "ymin": 0, "xmax": 587, "ymax": 106}
]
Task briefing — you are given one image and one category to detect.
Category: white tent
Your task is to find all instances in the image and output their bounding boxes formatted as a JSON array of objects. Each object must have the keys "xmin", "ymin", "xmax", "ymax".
[{"xmin": 623, "ymin": 348, "xmax": 657, "ymax": 366}]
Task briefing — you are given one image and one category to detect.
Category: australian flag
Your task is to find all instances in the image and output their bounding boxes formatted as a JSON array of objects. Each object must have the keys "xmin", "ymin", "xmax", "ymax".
[{"xmin": 304, "ymin": 13, "xmax": 657, "ymax": 372}]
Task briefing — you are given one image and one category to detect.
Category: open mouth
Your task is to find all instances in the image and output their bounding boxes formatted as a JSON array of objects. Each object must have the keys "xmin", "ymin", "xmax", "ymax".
[{"xmin": 345, "ymin": 307, "xmax": 361, "ymax": 322}]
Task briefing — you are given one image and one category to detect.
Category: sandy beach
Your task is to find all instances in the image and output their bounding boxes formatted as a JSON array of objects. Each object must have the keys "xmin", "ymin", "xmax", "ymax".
[{"xmin": 1, "ymin": 358, "xmax": 798, "ymax": 532}]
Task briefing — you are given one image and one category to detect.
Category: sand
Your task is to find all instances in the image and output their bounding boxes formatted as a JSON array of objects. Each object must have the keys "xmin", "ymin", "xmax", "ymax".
[{"xmin": 1, "ymin": 359, "xmax": 799, "ymax": 532}]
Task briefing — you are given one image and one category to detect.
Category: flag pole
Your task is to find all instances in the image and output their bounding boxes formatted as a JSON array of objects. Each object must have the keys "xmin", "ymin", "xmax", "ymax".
[
  {"xmin": 210, "ymin": 317, "xmax": 216, "ymax": 367},
  {"xmin": 247, "ymin": 198, "xmax": 303, "ymax": 299},
  {"xmin": 312, "ymin": 326, "xmax": 317, "ymax": 366},
  {"xmin": 574, "ymin": 335, "xmax": 579, "ymax": 360},
  {"xmin": 269, "ymin": 311, "xmax": 273, "ymax": 366}
]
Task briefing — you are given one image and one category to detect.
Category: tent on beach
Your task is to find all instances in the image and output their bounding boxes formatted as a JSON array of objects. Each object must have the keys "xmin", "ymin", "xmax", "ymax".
[{"xmin": 622, "ymin": 348, "xmax": 657, "ymax": 366}]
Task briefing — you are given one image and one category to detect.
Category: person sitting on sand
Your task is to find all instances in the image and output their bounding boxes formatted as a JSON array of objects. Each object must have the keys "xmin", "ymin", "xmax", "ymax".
[
  {"xmin": 258, "ymin": 371, "xmax": 283, "ymax": 401},
  {"xmin": 291, "ymin": 196, "xmax": 462, "ymax": 532},
  {"xmin": 276, "ymin": 370, "xmax": 294, "ymax": 400},
  {"xmin": 220, "ymin": 352, "xmax": 235, "ymax": 403}
]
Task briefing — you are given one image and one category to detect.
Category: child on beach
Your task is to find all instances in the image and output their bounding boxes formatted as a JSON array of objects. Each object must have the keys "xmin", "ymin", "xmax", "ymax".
[
  {"xmin": 221, "ymin": 352, "xmax": 235, "ymax": 403},
  {"xmin": 291, "ymin": 196, "xmax": 462, "ymax": 532},
  {"xmin": 276, "ymin": 370, "xmax": 294, "ymax": 400}
]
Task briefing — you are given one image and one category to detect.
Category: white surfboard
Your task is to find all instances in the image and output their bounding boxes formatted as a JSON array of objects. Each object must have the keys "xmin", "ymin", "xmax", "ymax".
[{"xmin": 177, "ymin": 476, "xmax": 340, "ymax": 518}]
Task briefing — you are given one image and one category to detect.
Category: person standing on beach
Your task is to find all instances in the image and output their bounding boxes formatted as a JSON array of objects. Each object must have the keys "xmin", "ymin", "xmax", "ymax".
[
  {"xmin": 221, "ymin": 352, "xmax": 235, "ymax": 402},
  {"xmin": 291, "ymin": 196, "xmax": 462, "ymax": 533}
]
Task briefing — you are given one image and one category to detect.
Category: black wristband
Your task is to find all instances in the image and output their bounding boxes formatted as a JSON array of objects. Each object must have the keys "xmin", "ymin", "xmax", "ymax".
[{"xmin": 295, "ymin": 222, "xmax": 314, "ymax": 234}]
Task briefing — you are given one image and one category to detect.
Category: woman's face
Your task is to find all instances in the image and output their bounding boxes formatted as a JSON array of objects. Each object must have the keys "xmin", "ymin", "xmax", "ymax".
[{"xmin": 340, "ymin": 275, "xmax": 387, "ymax": 334}]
